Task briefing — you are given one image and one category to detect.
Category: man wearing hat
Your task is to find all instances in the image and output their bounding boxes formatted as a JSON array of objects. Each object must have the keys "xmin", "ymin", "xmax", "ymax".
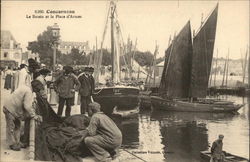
[
  {"xmin": 88, "ymin": 67, "xmax": 95, "ymax": 95},
  {"xmin": 84, "ymin": 102, "xmax": 122, "ymax": 161},
  {"xmin": 54, "ymin": 66, "xmax": 80, "ymax": 117},
  {"xmin": 35, "ymin": 69, "xmax": 51, "ymax": 99},
  {"xmin": 210, "ymin": 134, "xmax": 225, "ymax": 162},
  {"xmin": 78, "ymin": 67, "xmax": 92, "ymax": 114}
]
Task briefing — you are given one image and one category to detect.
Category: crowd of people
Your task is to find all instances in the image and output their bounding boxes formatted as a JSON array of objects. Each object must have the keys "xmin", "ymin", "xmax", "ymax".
[{"xmin": 2, "ymin": 60, "xmax": 122, "ymax": 162}]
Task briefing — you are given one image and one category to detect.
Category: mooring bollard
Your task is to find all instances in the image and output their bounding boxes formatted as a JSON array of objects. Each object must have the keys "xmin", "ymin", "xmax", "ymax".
[{"xmin": 29, "ymin": 118, "xmax": 35, "ymax": 161}]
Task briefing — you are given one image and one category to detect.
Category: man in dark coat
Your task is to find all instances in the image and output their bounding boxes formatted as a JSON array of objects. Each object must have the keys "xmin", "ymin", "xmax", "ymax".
[
  {"xmin": 78, "ymin": 67, "xmax": 92, "ymax": 114},
  {"xmin": 54, "ymin": 66, "xmax": 80, "ymax": 117},
  {"xmin": 88, "ymin": 67, "xmax": 95, "ymax": 95}
]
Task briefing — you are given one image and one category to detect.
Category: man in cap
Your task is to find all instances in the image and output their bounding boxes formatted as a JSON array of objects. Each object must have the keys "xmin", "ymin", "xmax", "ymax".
[
  {"xmin": 35, "ymin": 69, "xmax": 51, "ymax": 99},
  {"xmin": 210, "ymin": 134, "xmax": 225, "ymax": 162},
  {"xmin": 84, "ymin": 102, "xmax": 122, "ymax": 162},
  {"xmin": 54, "ymin": 66, "xmax": 80, "ymax": 117},
  {"xmin": 78, "ymin": 67, "xmax": 92, "ymax": 114},
  {"xmin": 3, "ymin": 83, "xmax": 42, "ymax": 151}
]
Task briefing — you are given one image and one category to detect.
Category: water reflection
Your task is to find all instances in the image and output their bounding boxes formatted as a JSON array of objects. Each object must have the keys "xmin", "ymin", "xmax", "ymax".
[
  {"xmin": 114, "ymin": 96, "xmax": 249, "ymax": 161},
  {"xmin": 151, "ymin": 111, "xmax": 211, "ymax": 162},
  {"xmin": 114, "ymin": 117, "xmax": 139, "ymax": 148}
]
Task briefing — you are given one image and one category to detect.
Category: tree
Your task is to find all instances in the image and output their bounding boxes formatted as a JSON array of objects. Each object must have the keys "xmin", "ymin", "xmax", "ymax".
[
  {"xmin": 27, "ymin": 26, "xmax": 60, "ymax": 67},
  {"xmin": 133, "ymin": 51, "xmax": 154, "ymax": 67}
]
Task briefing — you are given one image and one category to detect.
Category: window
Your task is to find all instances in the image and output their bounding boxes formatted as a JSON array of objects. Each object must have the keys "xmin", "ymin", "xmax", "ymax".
[
  {"xmin": 14, "ymin": 52, "xmax": 19, "ymax": 59},
  {"xmin": 4, "ymin": 52, "xmax": 8, "ymax": 58}
]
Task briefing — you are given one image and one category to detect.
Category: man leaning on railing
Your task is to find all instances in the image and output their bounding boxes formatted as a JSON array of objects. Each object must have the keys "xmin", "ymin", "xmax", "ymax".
[{"xmin": 3, "ymin": 84, "xmax": 42, "ymax": 151}]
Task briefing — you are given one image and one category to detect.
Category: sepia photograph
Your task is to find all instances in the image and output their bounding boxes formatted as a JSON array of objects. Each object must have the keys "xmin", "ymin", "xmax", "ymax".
[{"xmin": 0, "ymin": 0, "xmax": 249, "ymax": 162}]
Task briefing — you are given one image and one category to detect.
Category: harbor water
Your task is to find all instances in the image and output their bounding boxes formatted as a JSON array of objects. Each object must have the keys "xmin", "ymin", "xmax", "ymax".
[{"xmin": 114, "ymin": 95, "xmax": 249, "ymax": 162}]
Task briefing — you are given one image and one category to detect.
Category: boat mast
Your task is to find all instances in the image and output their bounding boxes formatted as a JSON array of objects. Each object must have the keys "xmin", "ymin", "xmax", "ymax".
[
  {"xmin": 221, "ymin": 56, "xmax": 227, "ymax": 87},
  {"xmin": 110, "ymin": 2, "xmax": 115, "ymax": 81},
  {"xmin": 95, "ymin": 3, "xmax": 111, "ymax": 83},
  {"xmin": 248, "ymin": 45, "xmax": 250, "ymax": 88},
  {"xmin": 243, "ymin": 47, "xmax": 248, "ymax": 84},
  {"xmin": 225, "ymin": 48, "xmax": 230, "ymax": 87},
  {"xmin": 213, "ymin": 48, "xmax": 218, "ymax": 86},
  {"xmin": 153, "ymin": 42, "xmax": 158, "ymax": 87}
]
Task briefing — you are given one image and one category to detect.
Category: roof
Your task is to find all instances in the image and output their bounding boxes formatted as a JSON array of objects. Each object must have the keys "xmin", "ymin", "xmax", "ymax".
[{"xmin": 1, "ymin": 30, "xmax": 18, "ymax": 49}]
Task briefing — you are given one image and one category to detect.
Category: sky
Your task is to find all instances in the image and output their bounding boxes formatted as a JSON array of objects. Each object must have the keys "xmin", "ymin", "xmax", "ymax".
[{"xmin": 1, "ymin": 0, "xmax": 249, "ymax": 59}]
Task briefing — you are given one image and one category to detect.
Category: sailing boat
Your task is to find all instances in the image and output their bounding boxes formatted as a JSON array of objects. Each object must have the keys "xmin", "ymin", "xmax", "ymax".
[
  {"xmin": 151, "ymin": 4, "xmax": 243, "ymax": 113},
  {"xmin": 92, "ymin": 1, "xmax": 140, "ymax": 117}
]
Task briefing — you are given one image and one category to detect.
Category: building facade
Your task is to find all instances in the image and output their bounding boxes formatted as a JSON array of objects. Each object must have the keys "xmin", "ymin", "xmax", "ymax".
[
  {"xmin": 58, "ymin": 41, "xmax": 90, "ymax": 55},
  {"xmin": 21, "ymin": 51, "xmax": 40, "ymax": 65},
  {"xmin": 1, "ymin": 30, "xmax": 23, "ymax": 67}
]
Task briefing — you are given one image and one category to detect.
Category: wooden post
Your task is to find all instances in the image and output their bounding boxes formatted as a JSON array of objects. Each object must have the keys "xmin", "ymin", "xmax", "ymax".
[{"xmin": 29, "ymin": 119, "xmax": 35, "ymax": 160}]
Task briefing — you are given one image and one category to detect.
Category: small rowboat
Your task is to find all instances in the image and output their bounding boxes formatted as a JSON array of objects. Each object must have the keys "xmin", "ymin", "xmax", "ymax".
[{"xmin": 200, "ymin": 151, "xmax": 249, "ymax": 162}]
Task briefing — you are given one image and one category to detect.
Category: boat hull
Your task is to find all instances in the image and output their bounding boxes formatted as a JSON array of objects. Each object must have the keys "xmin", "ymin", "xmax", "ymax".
[
  {"xmin": 200, "ymin": 151, "xmax": 249, "ymax": 162},
  {"xmin": 151, "ymin": 96, "xmax": 243, "ymax": 113},
  {"xmin": 92, "ymin": 87, "xmax": 140, "ymax": 115}
]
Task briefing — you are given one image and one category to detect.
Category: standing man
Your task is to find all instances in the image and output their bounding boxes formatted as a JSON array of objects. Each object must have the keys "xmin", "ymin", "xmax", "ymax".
[
  {"xmin": 210, "ymin": 134, "xmax": 225, "ymax": 162},
  {"xmin": 88, "ymin": 67, "xmax": 95, "ymax": 95},
  {"xmin": 54, "ymin": 66, "xmax": 80, "ymax": 117},
  {"xmin": 11, "ymin": 64, "xmax": 27, "ymax": 93},
  {"xmin": 84, "ymin": 102, "xmax": 122, "ymax": 162},
  {"xmin": 35, "ymin": 69, "xmax": 51, "ymax": 100},
  {"xmin": 17, "ymin": 64, "xmax": 31, "ymax": 88},
  {"xmin": 78, "ymin": 67, "xmax": 92, "ymax": 114},
  {"xmin": 3, "ymin": 85, "xmax": 42, "ymax": 151}
]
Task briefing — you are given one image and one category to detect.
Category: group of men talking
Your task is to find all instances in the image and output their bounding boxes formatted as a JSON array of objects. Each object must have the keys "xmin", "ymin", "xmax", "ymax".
[
  {"xmin": 53, "ymin": 66, "xmax": 95, "ymax": 116},
  {"xmin": 3, "ymin": 63, "xmax": 122, "ymax": 162}
]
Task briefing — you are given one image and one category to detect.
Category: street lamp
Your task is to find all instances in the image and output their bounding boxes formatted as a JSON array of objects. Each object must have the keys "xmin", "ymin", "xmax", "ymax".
[
  {"xmin": 49, "ymin": 23, "xmax": 60, "ymax": 106},
  {"xmin": 51, "ymin": 23, "xmax": 60, "ymax": 71}
]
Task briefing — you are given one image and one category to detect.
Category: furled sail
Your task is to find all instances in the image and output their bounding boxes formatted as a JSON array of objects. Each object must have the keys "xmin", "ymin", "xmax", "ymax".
[
  {"xmin": 190, "ymin": 4, "xmax": 218, "ymax": 98},
  {"xmin": 159, "ymin": 21, "xmax": 193, "ymax": 98}
]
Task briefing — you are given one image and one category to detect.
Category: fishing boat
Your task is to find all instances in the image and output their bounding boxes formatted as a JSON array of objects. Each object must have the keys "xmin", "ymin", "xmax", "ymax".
[
  {"xmin": 151, "ymin": 4, "xmax": 244, "ymax": 113},
  {"xmin": 92, "ymin": 1, "xmax": 140, "ymax": 116},
  {"xmin": 200, "ymin": 151, "xmax": 249, "ymax": 162}
]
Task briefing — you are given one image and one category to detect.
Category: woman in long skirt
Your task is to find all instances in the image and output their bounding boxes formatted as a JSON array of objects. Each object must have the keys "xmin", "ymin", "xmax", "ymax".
[{"xmin": 4, "ymin": 67, "xmax": 13, "ymax": 90}]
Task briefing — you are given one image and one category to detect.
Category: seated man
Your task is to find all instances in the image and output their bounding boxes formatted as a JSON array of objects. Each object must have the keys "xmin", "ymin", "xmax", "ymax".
[
  {"xmin": 84, "ymin": 102, "xmax": 122, "ymax": 162},
  {"xmin": 3, "ymin": 85, "xmax": 42, "ymax": 151},
  {"xmin": 211, "ymin": 134, "xmax": 225, "ymax": 162}
]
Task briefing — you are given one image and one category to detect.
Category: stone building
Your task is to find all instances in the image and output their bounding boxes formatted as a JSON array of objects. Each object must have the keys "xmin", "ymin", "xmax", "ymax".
[
  {"xmin": 21, "ymin": 51, "xmax": 40, "ymax": 65},
  {"xmin": 0, "ymin": 30, "xmax": 22, "ymax": 67},
  {"xmin": 58, "ymin": 41, "xmax": 90, "ymax": 55}
]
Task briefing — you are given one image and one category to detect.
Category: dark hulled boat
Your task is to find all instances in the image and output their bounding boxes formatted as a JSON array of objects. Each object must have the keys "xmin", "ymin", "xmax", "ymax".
[
  {"xmin": 151, "ymin": 4, "xmax": 244, "ymax": 113},
  {"xmin": 92, "ymin": 1, "xmax": 140, "ymax": 116},
  {"xmin": 93, "ymin": 86, "xmax": 140, "ymax": 115}
]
